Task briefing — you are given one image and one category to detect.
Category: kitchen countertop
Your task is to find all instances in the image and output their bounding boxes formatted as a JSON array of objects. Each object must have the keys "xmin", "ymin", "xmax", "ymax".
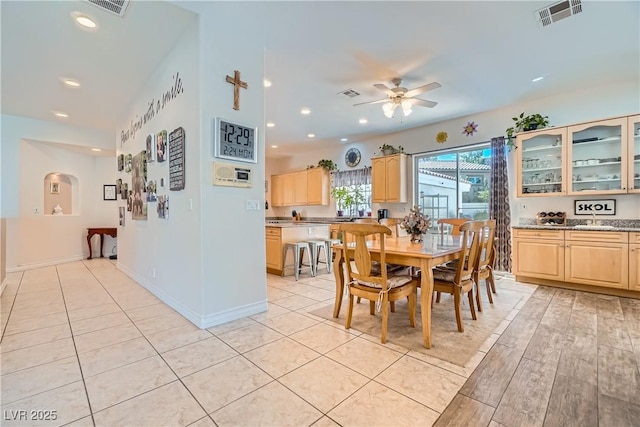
[
  {"xmin": 266, "ymin": 222, "xmax": 332, "ymax": 228},
  {"xmin": 513, "ymin": 225, "xmax": 640, "ymax": 232}
]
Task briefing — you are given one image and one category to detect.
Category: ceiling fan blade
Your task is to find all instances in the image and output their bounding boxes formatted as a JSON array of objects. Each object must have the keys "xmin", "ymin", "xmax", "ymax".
[
  {"xmin": 373, "ymin": 83, "xmax": 397, "ymax": 97},
  {"xmin": 353, "ymin": 98, "xmax": 389, "ymax": 106},
  {"xmin": 404, "ymin": 82, "xmax": 441, "ymax": 98},
  {"xmin": 411, "ymin": 98, "xmax": 438, "ymax": 108}
]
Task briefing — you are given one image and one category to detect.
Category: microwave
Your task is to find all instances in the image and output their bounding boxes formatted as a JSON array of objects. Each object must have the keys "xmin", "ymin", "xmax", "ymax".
[{"xmin": 212, "ymin": 161, "xmax": 253, "ymax": 188}]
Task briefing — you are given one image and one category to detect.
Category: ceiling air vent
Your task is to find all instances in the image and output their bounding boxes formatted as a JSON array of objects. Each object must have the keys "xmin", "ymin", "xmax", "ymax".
[
  {"xmin": 85, "ymin": 0, "xmax": 130, "ymax": 17},
  {"xmin": 535, "ymin": 0, "xmax": 582, "ymax": 28},
  {"xmin": 338, "ymin": 89, "xmax": 360, "ymax": 98}
]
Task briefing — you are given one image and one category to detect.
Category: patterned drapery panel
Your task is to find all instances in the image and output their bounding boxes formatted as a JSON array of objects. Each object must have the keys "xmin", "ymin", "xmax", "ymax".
[
  {"xmin": 331, "ymin": 167, "xmax": 371, "ymax": 188},
  {"xmin": 489, "ymin": 136, "xmax": 512, "ymax": 272}
]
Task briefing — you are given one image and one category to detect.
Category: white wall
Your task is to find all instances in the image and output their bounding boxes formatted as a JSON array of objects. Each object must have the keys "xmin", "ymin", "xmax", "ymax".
[
  {"xmin": 0, "ymin": 115, "xmax": 116, "ymax": 270},
  {"xmin": 196, "ymin": 2, "xmax": 267, "ymax": 325},
  {"xmin": 267, "ymin": 79, "xmax": 640, "ymax": 222},
  {"xmin": 114, "ymin": 21, "xmax": 204, "ymax": 324}
]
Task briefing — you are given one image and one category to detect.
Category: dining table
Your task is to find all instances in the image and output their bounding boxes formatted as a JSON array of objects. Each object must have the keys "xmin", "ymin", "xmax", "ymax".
[{"xmin": 332, "ymin": 234, "xmax": 462, "ymax": 349}]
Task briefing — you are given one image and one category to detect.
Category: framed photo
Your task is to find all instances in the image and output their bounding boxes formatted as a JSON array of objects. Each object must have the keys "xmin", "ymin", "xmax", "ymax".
[
  {"xmin": 103, "ymin": 184, "xmax": 117, "ymax": 201},
  {"xmin": 50, "ymin": 182, "xmax": 60, "ymax": 194}
]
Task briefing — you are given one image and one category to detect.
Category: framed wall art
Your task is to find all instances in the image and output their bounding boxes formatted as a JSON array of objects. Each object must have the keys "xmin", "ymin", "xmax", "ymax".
[
  {"xmin": 103, "ymin": 184, "xmax": 117, "ymax": 201},
  {"xmin": 50, "ymin": 182, "xmax": 60, "ymax": 194}
]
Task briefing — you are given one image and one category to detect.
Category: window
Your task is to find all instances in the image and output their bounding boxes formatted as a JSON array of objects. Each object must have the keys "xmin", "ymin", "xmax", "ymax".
[
  {"xmin": 414, "ymin": 143, "xmax": 491, "ymax": 221},
  {"xmin": 331, "ymin": 167, "xmax": 372, "ymax": 217}
]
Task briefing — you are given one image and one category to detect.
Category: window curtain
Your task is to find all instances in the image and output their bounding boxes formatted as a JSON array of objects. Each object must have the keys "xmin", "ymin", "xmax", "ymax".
[
  {"xmin": 489, "ymin": 136, "xmax": 512, "ymax": 272},
  {"xmin": 331, "ymin": 167, "xmax": 371, "ymax": 188}
]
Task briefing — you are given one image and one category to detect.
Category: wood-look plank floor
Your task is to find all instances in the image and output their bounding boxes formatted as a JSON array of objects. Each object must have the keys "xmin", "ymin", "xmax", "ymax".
[{"xmin": 436, "ymin": 286, "xmax": 640, "ymax": 427}]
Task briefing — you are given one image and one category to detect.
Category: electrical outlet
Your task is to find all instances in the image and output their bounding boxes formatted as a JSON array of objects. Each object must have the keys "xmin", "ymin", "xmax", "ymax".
[
  {"xmin": 152, "ymin": 268, "xmax": 156, "ymax": 278},
  {"xmin": 34, "ymin": 208, "xmax": 39, "ymax": 214},
  {"xmin": 400, "ymin": 207, "xmax": 407, "ymax": 212}
]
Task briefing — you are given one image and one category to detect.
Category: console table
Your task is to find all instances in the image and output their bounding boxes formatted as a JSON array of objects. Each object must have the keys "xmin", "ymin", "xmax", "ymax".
[{"xmin": 86, "ymin": 227, "xmax": 117, "ymax": 260}]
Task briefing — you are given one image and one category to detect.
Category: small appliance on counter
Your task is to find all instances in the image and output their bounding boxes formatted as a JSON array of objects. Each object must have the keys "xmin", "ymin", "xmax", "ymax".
[
  {"xmin": 536, "ymin": 211, "xmax": 566, "ymax": 226},
  {"xmin": 377, "ymin": 209, "xmax": 389, "ymax": 221}
]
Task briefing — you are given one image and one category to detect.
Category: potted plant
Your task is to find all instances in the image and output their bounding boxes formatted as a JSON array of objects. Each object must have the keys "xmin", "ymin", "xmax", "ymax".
[
  {"xmin": 331, "ymin": 187, "xmax": 350, "ymax": 216},
  {"xmin": 379, "ymin": 143, "xmax": 404, "ymax": 156},
  {"xmin": 352, "ymin": 187, "xmax": 366, "ymax": 216},
  {"xmin": 506, "ymin": 113, "xmax": 550, "ymax": 149},
  {"xmin": 317, "ymin": 159, "xmax": 337, "ymax": 171}
]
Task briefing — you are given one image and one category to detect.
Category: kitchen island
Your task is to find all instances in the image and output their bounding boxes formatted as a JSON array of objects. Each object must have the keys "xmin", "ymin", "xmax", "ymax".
[{"xmin": 265, "ymin": 222, "xmax": 330, "ymax": 276}]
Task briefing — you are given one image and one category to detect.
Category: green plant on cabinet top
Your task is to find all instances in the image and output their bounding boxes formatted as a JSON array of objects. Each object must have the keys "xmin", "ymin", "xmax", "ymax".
[
  {"xmin": 379, "ymin": 143, "xmax": 404, "ymax": 156},
  {"xmin": 506, "ymin": 113, "xmax": 550, "ymax": 149},
  {"xmin": 317, "ymin": 159, "xmax": 337, "ymax": 171}
]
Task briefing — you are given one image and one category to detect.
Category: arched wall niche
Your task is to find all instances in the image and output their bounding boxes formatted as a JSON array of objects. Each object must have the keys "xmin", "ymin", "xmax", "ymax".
[{"xmin": 44, "ymin": 173, "xmax": 79, "ymax": 215}]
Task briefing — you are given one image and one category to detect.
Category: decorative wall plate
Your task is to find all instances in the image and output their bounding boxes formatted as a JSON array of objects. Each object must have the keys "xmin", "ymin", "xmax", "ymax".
[{"xmin": 345, "ymin": 147, "xmax": 361, "ymax": 167}]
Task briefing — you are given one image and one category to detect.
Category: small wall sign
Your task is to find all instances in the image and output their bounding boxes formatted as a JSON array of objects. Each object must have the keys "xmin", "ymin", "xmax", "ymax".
[{"xmin": 574, "ymin": 199, "xmax": 616, "ymax": 215}]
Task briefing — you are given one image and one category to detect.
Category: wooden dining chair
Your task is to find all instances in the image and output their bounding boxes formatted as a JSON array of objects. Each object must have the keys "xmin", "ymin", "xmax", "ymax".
[
  {"xmin": 379, "ymin": 218, "xmax": 409, "ymax": 238},
  {"xmin": 339, "ymin": 223, "xmax": 418, "ymax": 343},
  {"xmin": 442, "ymin": 219, "xmax": 496, "ymax": 312},
  {"xmin": 437, "ymin": 218, "xmax": 468, "ymax": 236},
  {"xmin": 473, "ymin": 221, "xmax": 497, "ymax": 310},
  {"xmin": 432, "ymin": 220, "xmax": 482, "ymax": 332}
]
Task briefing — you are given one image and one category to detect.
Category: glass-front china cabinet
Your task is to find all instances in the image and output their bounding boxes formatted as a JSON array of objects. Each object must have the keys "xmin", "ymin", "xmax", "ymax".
[
  {"xmin": 567, "ymin": 117, "xmax": 627, "ymax": 195},
  {"xmin": 516, "ymin": 127, "xmax": 567, "ymax": 197},
  {"xmin": 629, "ymin": 115, "xmax": 640, "ymax": 193}
]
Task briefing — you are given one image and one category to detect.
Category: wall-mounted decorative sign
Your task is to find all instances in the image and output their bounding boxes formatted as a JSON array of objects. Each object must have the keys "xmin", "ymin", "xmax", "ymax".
[
  {"xmin": 214, "ymin": 117, "xmax": 257, "ymax": 164},
  {"xmin": 225, "ymin": 69, "xmax": 247, "ymax": 110},
  {"xmin": 103, "ymin": 184, "xmax": 117, "ymax": 201},
  {"xmin": 574, "ymin": 199, "xmax": 616, "ymax": 215},
  {"xmin": 169, "ymin": 127, "xmax": 185, "ymax": 191}
]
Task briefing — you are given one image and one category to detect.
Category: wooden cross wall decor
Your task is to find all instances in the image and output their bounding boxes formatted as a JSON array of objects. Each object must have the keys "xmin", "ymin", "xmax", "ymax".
[{"xmin": 225, "ymin": 70, "xmax": 247, "ymax": 110}]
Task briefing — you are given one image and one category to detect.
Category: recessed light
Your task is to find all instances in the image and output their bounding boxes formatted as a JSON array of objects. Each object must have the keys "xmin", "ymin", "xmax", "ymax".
[
  {"xmin": 54, "ymin": 112, "xmax": 68, "ymax": 118},
  {"xmin": 266, "ymin": 122, "xmax": 275, "ymax": 128},
  {"xmin": 359, "ymin": 118, "xmax": 368, "ymax": 124},
  {"xmin": 91, "ymin": 148, "xmax": 102, "ymax": 152},
  {"xmin": 340, "ymin": 138, "xmax": 348, "ymax": 142},
  {"xmin": 75, "ymin": 15, "xmax": 96, "ymax": 28},
  {"xmin": 301, "ymin": 108, "xmax": 311, "ymax": 115},
  {"xmin": 271, "ymin": 145, "xmax": 278, "ymax": 148},
  {"xmin": 263, "ymin": 79, "xmax": 272, "ymax": 87},
  {"xmin": 307, "ymin": 133, "xmax": 315, "ymax": 138},
  {"xmin": 532, "ymin": 76, "xmax": 545, "ymax": 82},
  {"xmin": 62, "ymin": 78, "xmax": 80, "ymax": 88}
]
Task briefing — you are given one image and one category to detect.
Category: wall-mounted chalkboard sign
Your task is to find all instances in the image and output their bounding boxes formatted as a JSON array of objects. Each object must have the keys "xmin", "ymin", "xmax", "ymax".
[{"xmin": 169, "ymin": 127, "xmax": 185, "ymax": 191}]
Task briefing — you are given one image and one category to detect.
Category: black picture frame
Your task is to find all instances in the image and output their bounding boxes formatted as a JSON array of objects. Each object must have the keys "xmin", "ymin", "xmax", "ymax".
[
  {"xmin": 103, "ymin": 184, "xmax": 117, "ymax": 201},
  {"xmin": 574, "ymin": 199, "xmax": 616, "ymax": 215}
]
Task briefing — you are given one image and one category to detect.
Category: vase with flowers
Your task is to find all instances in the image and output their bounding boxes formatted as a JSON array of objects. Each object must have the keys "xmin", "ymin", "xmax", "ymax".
[{"xmin": 400, "ymin": 205, "xmax": 431, "ymax": 243}]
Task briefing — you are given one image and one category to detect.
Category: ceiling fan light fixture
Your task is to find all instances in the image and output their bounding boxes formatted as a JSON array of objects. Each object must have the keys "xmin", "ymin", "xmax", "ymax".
[
  {"xmin": 382, "ymin": 101, "xmax": 396, "ymax": 118},
  {"xmin": 401, "ymin": 100, "xmax": 413, "ymax": 116}
]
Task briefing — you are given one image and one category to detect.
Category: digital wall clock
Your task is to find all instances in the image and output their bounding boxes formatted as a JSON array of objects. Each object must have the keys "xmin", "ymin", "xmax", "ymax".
[
  {"xmin": 214, "ymin": 117, "xmax": 258, "ymax": 163},
  {"xmin": 345, "ymin": 147, "xmax": 361, "ymax": 167}
]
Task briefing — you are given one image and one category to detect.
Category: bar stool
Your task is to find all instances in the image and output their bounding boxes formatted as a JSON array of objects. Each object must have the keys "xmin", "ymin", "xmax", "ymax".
[
  {"xmin": 282, "ymin": 242, "xmax": 313, "ymax": 280},
  {"xmin": 307, "ymin": 239, "xmax": 330, "ymax": 275},
  {"xmin": 323, "ymin": 238, "xmax": 341, "ymax": 273}
]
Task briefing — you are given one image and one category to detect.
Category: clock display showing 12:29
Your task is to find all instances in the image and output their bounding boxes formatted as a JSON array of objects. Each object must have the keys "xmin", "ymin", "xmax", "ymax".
[{"xmin": 214, "ymin": 117, "xmax": 258, "ymax": 164}]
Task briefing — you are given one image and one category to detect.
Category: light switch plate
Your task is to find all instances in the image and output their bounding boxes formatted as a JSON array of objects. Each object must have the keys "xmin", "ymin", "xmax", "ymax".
[{"xmin": 246, "ymin": 200, "xmax": 260, "ymax": 211}]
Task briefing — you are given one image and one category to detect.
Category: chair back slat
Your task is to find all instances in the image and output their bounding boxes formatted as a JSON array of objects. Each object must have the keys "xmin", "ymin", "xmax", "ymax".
[
  {"xmin": 476, "ymin": 219, "xmax": 496, "ymax": 272},
  {"xmin": 437, "ymin": 218, "xmax": 468, "ymax": 236},
  {"xmin": 456, "ymin": 221, "xmax": 483, "ymax": 284},
  {"xmin": 339, "ymin": 223, "xmax": 391, "ymax": 289}
]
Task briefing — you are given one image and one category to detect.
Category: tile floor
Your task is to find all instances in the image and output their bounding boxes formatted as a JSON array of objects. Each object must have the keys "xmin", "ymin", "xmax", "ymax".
[{"xmin": 0, "ymin": 259, "xmax": 638, "ymax": 426}]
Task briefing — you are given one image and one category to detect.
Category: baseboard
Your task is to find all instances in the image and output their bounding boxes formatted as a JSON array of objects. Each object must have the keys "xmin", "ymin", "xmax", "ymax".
[
  {"xmin": 117, "ymin": 264, "xmax": 267, "ymax": 329},
  {"xmin": 515, "ymin": 275, "xmax": 640, "ymax": 299},
  {"xmin": 6, "ymin": 255, "xmax": 85, "ymax": 273}
]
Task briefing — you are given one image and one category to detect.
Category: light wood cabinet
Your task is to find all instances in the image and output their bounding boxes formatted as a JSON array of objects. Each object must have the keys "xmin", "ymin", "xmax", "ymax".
[
  {"xmin": 371, "ymin": 153, "xmax": 407, "ymax": 203},
  {"xmin": 512, "ymin": 229, "xmax": 565, "ymax": 281},
  {"xmin": 514, "ymin": 228, "xmax": 634, "ymax": 292},
  {"xmin": 628, "ymin": 115, "xmax": 640, "ymax": 193},
  {"xmin": 516, "ymin": 114, "xmax": 639, "ymax": 197},
  {"xmin": 271, "ymin": 175, "xmax": 283, "ymax": 207},
  {"xmin": 282, "ymin": 174, "xmax": 295, "ymax": 206},
  {"xmin": 265, "ymin": 227, "xmax": 282, "ymax": 274},
  {"xmin": 629, "ymin": 232, "xmax": 640, "ymax": 292},
  {"xmin": 270, "ymin": 168, "xmax": 330, "ymax": 207},
  {"xmin": 306, "ymin": 167, "xmax": 330, "ymax": 205},
  {"xmin": 293, "ymin": 171, "xmax": 308, "ymax": 205}
]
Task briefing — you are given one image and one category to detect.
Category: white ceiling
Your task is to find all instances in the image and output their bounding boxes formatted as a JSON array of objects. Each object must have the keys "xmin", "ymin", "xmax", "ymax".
[{"xmin": 2, "ymin": 1, "xmax": 639, "ymax": 159}]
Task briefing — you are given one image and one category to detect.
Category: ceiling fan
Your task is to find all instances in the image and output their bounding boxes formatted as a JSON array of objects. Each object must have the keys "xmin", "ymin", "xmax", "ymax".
[{"xmin": 354, "ymin": 78, "xmax": 441, "ymax": 118}]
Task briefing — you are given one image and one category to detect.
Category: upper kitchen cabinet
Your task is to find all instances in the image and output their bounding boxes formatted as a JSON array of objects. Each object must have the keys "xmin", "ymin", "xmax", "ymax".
[
  {"xmin": 306, "ymin": 167, "xmax": 330, "ymax": 205},
  {"xmin": 567, "ymin": 117, "xmax": 627, "ymax": 195},
  {"xmin": 628, "ymin": 115, "xmax": 640, "ymax": 193},
  {"xmin": 371, "ymin": 153, "xmax": 407, "ymax": 203},
  {"xmin": 516, "ymin": 127, "xmax": 567, "ymax": 197},
  {"xmin": 270, "ymin": 167, "xmax": 330, "ymax": 207}
]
